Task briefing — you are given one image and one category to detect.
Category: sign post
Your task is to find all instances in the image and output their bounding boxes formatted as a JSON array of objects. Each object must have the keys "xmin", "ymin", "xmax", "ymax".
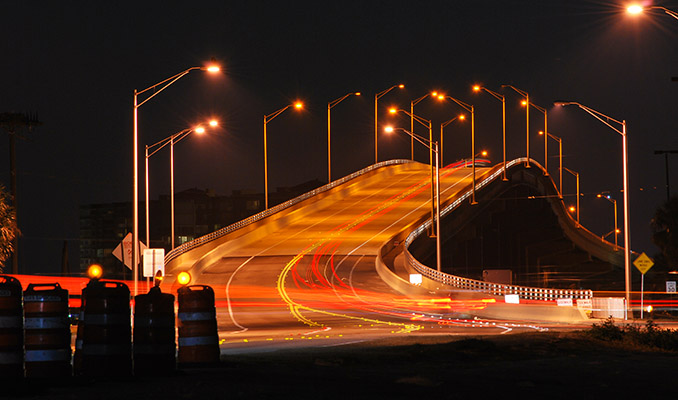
[
  {"xmin": 112, "ymin": 232, "xmax": 147, "ymax": 295},
  {"xmin": 633, "ymin": 252, "xmax": 654, "ymax": 319}
]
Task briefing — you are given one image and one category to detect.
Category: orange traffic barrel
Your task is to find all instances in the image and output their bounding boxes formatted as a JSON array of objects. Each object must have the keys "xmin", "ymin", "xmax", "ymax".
[
  {"xmin": 0, "ymin": 275, "xmax": 23, "ymax": 378},
  {"xmin": 74, "ymin": 280, "xmax": 131, "ymax": 377},
  {"xmin": 177, "ymin": 285, "xmax": 219, "ymax": 367},
  {"xmin": 133, "ymin": 286, "xmax": 175, "ymax": 376},
  {"xmin": 23, "ymin": 283, "xmax": 71, "ymax": 378}
]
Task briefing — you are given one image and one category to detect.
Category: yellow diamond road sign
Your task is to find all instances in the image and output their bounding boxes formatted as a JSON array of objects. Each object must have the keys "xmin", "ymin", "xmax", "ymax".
[{"xmin": 633, "ymin": 252, "xmax": 654, "ymax": 275}]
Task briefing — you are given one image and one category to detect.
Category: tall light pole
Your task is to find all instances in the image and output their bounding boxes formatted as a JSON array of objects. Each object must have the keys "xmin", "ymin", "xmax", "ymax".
[
  {"xmin": 410, "ymin": 92, "xmax": 444, "ymax": 162},
  {"xmin": 328, "ymin": 92, "xmax": 360, "ymax": 183},
  {"xmin": 385, "ymin": 126, "xmax": 441, "ymax": 272},
  {"xmin": 388, "ymin": 108, "xmax": 435, "ymax": 231},
  {"xmin": 555, "ymin": 101, "xmax": 631, "ymax": 319},
  {"xmin": 374, "ymin": 84, "xmax": 404, "ymax": 164},
  {"xmin": 442, "ymin": 95, "xmax": 477, "ymax": 204},
  {"xmin": 527, "ymin": 102, "xmax": 548, "ymax": 175},
  {"xmin": 598, "ymin": 193, "xmax": 619, "ymax": 248},
  {"xmin": 563, "ymin": 167, "xmax": 580, "ymax": 226},
  {"xmin": 440, "ymin": 114, "xmax": 465, "ymax": 166},
  {"xmin": 264, "ymin": 101, "xmax": 304, "ymax": 210},
  {"xmin": 473, "ymin": 85, "xmax": 507, "ymax": 181},
  {"xmin": 539, "ymin": 130, "xmax": 563, "ymax": 197},
  {"xmin": 145, "ymin": 120, "xmax": 218, "ymax": 252},
  {"xmin": 502, "ymin": 85, "xmax": 531, "ymax": 168},
  {"xmin": 627, "ymin": 4, "xmax": 678, "ymax": 20},
  {"xmin": 133, "ymin": 61, "xmax": 220, "ymax": 295},
  {"xmin": 654, "ymin": 150, "xmax": 678, "ymax": 202}
]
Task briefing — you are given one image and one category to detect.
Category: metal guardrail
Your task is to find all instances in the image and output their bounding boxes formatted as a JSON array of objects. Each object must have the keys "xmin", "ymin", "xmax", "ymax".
[
  {"xmin": 403, "ymin": 158, "xmax": 593, "ymax": 301},
  {"xmin": 165, "ymin": 159, "xmax": 413, "ymax": 264}
]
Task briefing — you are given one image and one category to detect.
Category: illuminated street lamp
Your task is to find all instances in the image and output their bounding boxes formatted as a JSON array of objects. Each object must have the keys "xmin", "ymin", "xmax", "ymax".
[
  {"xmin": 473, "ymin": 85, "xmax": 508, "ymax": 181},
  {"xmin": 440, "ymin": 114, "xmax": 465, "ymax": 166},
  {"xmin": 264, "ymin": 101, "xmax": 304, "ymax": 210},
  {"xmin": 563, "ymin": 167, "xmax": 580, "ymax": 225},
  {"xmin": 410, "ymin": 91, "xmax": 444, "ymax": 162},
  {"xmin": 389, "ymin": 108, "xmax": 436, "ymax": 231},
  {"xmin": 441, "ymin": 95, "xmax": 477, "ymax": 204},
  {"xmin": 374, "ymin": 84, "xmax": 404, "ymax": 163},
  {"xmin": 598, "ymin": 194, "xmax": 619, "ymax": 248},
  {"xmin": 385, "ymin": 126, "xmax": 441, "ymax": 272},
  {"xmin": 328, "ymin": 92, "xmax": 361, "ymax": 182},
  {"xmin": 555, "ymin": 101, "xmax": 631, "ymax": 319},
  {"xmin": 145, "ymin": 120, "xmax": 218, "ymax": 251},
  {"xmin": 627, "ymin": 4, "xmax": 678, "ymax": 20},
  {"xmin": 132, "ymin": 60, "xmax": 221, "ymax": 295},
  {"xmin": 501, "ymin": 85, "xmax": 531, "ymax": 168},
  {"xmin": 538, "ymin": 130, "xmax": 563, "ymax": 196}
]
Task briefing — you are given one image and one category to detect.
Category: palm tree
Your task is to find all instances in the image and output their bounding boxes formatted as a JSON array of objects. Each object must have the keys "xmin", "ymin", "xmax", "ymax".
[
  {"xmin": 0, "ymin": 185, "xmax": 20, "ymax": 272},
  {"xmin": 651, "ymin": 196, "xmax": 678, "ymax": 271}
]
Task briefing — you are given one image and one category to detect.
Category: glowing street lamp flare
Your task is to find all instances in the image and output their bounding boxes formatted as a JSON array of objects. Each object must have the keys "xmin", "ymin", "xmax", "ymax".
[
  {"xmin": 195, "ymin": 126, "xmax": 206, "ymax": 134},
  {"xmin": 375, "ymin": 84, "xmax": 405, "ymax": 163},
  {"xmin": 209, "ymin": 119, "xmax": 219, "ymax": 127},
  {"xmin": 473, "ymin": 84, "xmax": 507, "ymax": 180},
  {"xmin": 627, "ymin": 5, "xmax": 643, "ymax": 14}
]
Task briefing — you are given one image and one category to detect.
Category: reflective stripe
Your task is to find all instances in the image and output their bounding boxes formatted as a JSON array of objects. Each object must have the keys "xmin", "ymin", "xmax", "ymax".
[
  {"xmin": 0, "ymin": 352, "xmax": 22, "ymax": 364},
  {"xmin": 24, "ymin": 295, "xmax": 63, "ymax": 302},
  {"xmin": 81, "ymin": 344, "xmax": 130, "ymax": 355},
  {"xmin": 84, "ymin": 313, "xmax": 129, "ymax": 325},
  {"xmin": 25, "ymin": 317, "xmax": 68, "ymax": 329},
  {"xmin": 177, "ymin": 311, "xmax": 215, "ymax": 321},
  {"xmin": 178, "ymin": 336, "xmax": 219, "ymax": 347},
  {"xmin": 25, "ymin": 349, "xmax": 71, "ymax": 362},
  {"xmin": 0, "ymin": 316, "xmax": 22, "ymax": 328},
  {"xmin": 133, "ymin": 343, "xmax": 176, "ymax": 355},
  {"xmin": 134, "ymin": 315, "xmax": 174, "ymax": 327}
]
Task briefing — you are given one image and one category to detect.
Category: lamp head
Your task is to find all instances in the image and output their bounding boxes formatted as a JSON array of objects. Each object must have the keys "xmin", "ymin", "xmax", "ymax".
[
  {"xmin": 195, "ymin": 126, "xmax": 206, "ymax": 134},
  {"xmin": 627, "ymin": 4, "xmax": 643, "ymax": 14},
  {"xmin": 472, "ymin": 85, "xmax": 481, "ymax": 92},
  {"xmin": 553, "ymin": 101, "xmax": 572, "ymax": 107},
  {"xmin": 388, "ymin": 107, "xmax": 398, "ymax": 114},
  {"xmin": 354, "ymin": 92, "xmax": 361, "ymax": 96},
  {"xmin": 209, "ymin": 119, "xmax": 219, "ymax": 127},
  {"xmin": 398, "ymin": 84, "xmax": 405, "ymax": 89},
  {"xmin": 459, "ymin": 114, "xmax": 466, "ymax": 120},
  {"xmin": 294, "ymin": 101, "xmax": 304, "ymax": 109},
  {"xmin": 204, "ymin": 58, "xmax": 221, "ymax": 73},
  {"xmin": 538, "ymin": 130, "xmax": 544, "ymax": 136},
  {"xmin": 481, "ymin": 150, "xmax": 488, "ymax": 157},
  {"xmin": 384, "ymin": 126, "xmax": 395, "ymax": 133}
]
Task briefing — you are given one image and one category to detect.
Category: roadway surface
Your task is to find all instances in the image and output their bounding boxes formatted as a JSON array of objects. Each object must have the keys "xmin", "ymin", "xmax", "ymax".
[{"xmin": 164, "ymin": 162, "xmax": 564, "ymax": 354}]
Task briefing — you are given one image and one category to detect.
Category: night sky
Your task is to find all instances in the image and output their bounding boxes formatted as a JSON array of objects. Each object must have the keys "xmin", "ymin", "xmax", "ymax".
[{"xmin": 2, "ymin": 1, "xmax": 677, "ymax": 274}]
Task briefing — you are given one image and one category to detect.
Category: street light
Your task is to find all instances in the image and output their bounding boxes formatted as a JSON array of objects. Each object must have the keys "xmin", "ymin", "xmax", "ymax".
[
  {"xmin": 374, "ymin": 84, "xmax": 404, "ymax": 164},
  {"xmin": 525, "ymin": 102, "xmax": 548, "ymax": 176},
  {"xmin": 597, "ymin": 193, "xmax": 619, "ymax": 248},
  {"xmin": 538, "ymin": 130, "xmax": 563, "ymax": 197},
  {"xmin": 501, "ymin": 85, "xmax": 531, "ymax": 168},
  {"xmin": 440, "ymin": 114, "xmax": 465, "ymax": 166},
  {"xmin": 555, "ymin": 101, "xmax": 631, "ymax": 319},
  {"xmin": 145, "ymin": 120, "xmax": 219, "ymax": 252},
  {"xmin": 627, "ymin": 4, "xmax": 678, "ymax": 20},
  {"xmin": 388, "ymin": 108, "xmax": 436, "ymax": 232},
  {"xmin": 132, "ymin": 60, "xmax": 221, "ymax": 295},
  {"xmin": 328, "ymin": 92, "xmax": 361, "ymax": 183},
  {"xmin": 264, "ymin": 101, "xmax": 304, "ymax": 210},
  {"xmin": 563, "ymin": 167, "xmax": 580, "ymax": 226},
  {"xmin": 441, "ymin": 95, "xmax": 477, "ymax": 204},
  {"xmin": 385, "ymin": 126, "xmax": 441, "ymax": 272},
  {"xmin": 473, "ymin": 85, "xmax": 508, "ymax": 181},
  {"xmin": 410, "ymin": 91, "xmax": 444, "ymax": 162}
]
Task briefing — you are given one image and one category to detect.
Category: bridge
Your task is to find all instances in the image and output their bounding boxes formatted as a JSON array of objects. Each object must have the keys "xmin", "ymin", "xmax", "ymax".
[{"xmin": 161, "ymin": 158, "xmax": 625, "ymax": 348}]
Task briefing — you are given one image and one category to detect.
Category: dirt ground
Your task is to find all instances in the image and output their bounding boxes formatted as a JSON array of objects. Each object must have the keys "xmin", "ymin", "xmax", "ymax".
[{"xmin": 7, "ymin": 331, "xmax": 678, "ymax": 399}]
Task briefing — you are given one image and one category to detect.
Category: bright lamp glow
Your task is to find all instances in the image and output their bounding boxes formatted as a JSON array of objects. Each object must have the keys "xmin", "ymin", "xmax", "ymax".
[
  {"xmin": 472, "ymin": 85, "xmax": 481, "ymax": 92},
  {"xmin": 177, "ymin": 271, "xmax": 192, "ymax": 286},
  {"xmin": 388, "ymin": 107, "xmax": 397, "ymax": 114},
  {"xmin": 459, "ymin": 114, "xmax": 466, "ymax": 120},
  {"xmin": 481, "ymin": 150, "xmax": 488, "ymax": 157},
  {"xmin": 384, "ymin": 126, "xmax": 394, "ymax": 133},
  {"xmin": 398, "ymin": 84, "xmax": 405, "ymax": 89},
  {"xmin": 88, "ymin": 264, "xmax": 103, "ymax": 280},
  {"xmin": 209, "ymin": 119, "xmax": 219, "ymax": 127},
  {"xmin": 627, "ymin": 4, "xmax": 643, "ymax": 14},
  {"xmin": 355, "ymin": 92, "xmax": 361, "ymax": 96},
  {"xmin": 569, "ymin": 206, "xmax": 576, "ymax": 213},
  {"xmin": 195, "ymin": 126, "xmax": 206, "ymax": 134},
  {"xmin": 294, "ymin": 101, "xmax": 303, "ymax": 109}
]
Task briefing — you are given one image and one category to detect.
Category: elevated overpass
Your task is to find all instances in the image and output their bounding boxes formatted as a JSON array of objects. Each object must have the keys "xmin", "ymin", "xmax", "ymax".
[{"xmin": 161, "ymin": 159, "xmax": 626, "ymax": 346}]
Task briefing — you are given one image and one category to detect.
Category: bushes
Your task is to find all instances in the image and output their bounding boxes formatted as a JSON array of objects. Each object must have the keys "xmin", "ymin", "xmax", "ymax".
[{"xmin": 586, "ymin": 317, "xmax": 678, "ymax": 351}]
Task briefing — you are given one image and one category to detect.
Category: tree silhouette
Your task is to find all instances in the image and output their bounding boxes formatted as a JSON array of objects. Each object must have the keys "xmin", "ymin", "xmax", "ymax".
[
  {"xmin": 0, "ymin": 185, "xmax": 19, "ymax": 272},
  {"xmin": 651, "ymin": 196, "xmax": 678, "ymax": 271}
]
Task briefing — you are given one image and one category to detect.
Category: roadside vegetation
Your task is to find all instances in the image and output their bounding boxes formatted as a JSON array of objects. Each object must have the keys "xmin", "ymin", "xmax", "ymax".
[{"xmin": 585, "ymin": 317, "xmax": 678, "ymax": 352}]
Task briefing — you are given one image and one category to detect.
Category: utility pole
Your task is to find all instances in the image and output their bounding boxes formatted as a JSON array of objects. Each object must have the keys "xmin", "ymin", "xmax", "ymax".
[
  {"xmin": 0, "ymin": 112, "xmax": 42, "ymax": 274},
  {"xmin": 654, "ymin": 150, "xmax": 678, "ymax": 202}
]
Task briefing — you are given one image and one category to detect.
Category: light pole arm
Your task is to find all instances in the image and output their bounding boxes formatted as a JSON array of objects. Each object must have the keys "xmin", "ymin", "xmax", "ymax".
[
  {"xmin": 555, "ymin": 102, "xmax": 624, "ymax": 135},
  {"xmin": 502, "ymin": 84, "xmax": 528, "ymax": 99},
  {"xmin": 265, "ymin": 105, "xmax": 291, "ymax": 124},
  {"xmin": 445, "ymin": 96, "xmax": 472, "ymax": 113},
  {"xmin": 376, "ymin": 85, "xmax": 399, "ymax": 100},
  {"xmin": 479, "ymin": 87, "xmax": 504, "ymax": 102},
  {"xmin": 329, "ymin": 93, "xmax": 355, "ymax": 109},
  {"xmin": 135, "ymin": 67, "xmax": 202, "ymax": 108},
  {"xmin": 394, "ymin": 109, "xmax": 431, "ymax": 129},
  {"xmin": 392, "ymin": 128, "xmax": 435, "ymax": 151}
]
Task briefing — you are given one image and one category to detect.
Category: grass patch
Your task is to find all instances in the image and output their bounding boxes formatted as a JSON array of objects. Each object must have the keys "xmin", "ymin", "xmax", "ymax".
[{"xmin": 586, "ymin": 317, "xmax": 678, "ymax": 351}]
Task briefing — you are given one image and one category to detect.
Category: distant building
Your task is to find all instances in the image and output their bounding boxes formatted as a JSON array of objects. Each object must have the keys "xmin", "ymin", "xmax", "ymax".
[{"xmin": 78, "ymin": 180, "xmax": 323, "ymax": 278}]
